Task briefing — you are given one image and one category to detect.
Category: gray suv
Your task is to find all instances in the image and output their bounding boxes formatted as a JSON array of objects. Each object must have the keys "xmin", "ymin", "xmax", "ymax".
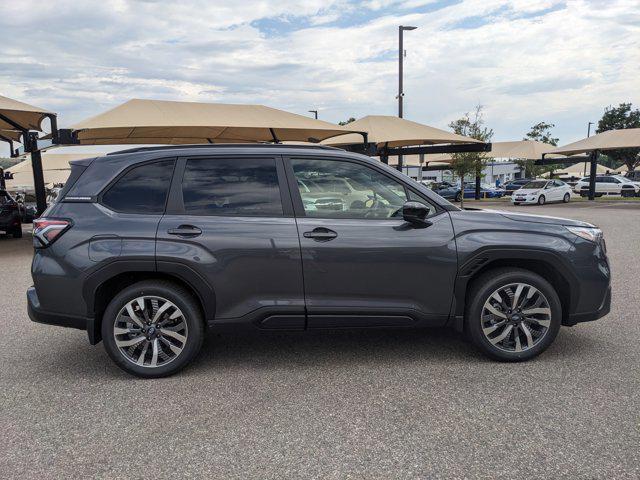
[{"xmin": 28, "ymin": 145, "xmax": 611, "ymax": 377}]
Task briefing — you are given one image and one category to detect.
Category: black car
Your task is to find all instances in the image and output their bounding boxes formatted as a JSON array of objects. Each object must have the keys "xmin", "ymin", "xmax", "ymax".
[
  {"xmin": 504, "ymin": 179, "xmax": 533, "ymax": 195},
  {"xmin": 0, "ymin": 189, "xmax": 23, "ymax": 238},
  {"xmin": 28, "ymin": 145, "xmax": 611, "ymax": 377}
]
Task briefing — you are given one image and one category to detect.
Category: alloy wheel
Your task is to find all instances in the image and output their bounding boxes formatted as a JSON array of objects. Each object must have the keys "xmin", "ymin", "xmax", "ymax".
[
  {"xmin": 113, "ymin": 296, "xmax": 188, "ymax": 368},
  {"xmin": 480, "ymin": 283, "xmax": 551, "ymax": 353}
]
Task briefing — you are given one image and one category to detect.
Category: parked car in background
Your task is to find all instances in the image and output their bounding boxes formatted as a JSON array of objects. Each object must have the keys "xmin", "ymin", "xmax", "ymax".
[
  {"xmin": 0, "ymin": 189, "xmax": 23, "ymax": 238},
  {"xmin": 504, "ymin": 179, "xmax": 533, "ymax": 195},
  {"xmin": 511, "ymin": 179, "xmax": 572, "ymax": 205},
  {"xmin": 430, "ymin": 181, "xmax": 462, "ymax": 202},
  {"xmin": 574, "ymin": 175, "xmax": 640, "ymax": 197},
  {"xmin": 462, "ymin": 182, "xmax": 504, "ymax": 199},
  {"xmin": 624, "ymin": 170, "xmax": 640, "ymax": 182},
  {"xmin": 15, "ymin": 192, "xmax": 37, "ymax": 223}
]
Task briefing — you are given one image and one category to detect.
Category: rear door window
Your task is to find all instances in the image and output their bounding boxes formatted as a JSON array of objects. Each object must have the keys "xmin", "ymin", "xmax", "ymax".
[
  {"xmin": 101, "ymin": 160, "xmax": 175, "ymax": 214},
  {"xmin": 181, "ymin": 158, "xmax": 283, "ymax": 216}
]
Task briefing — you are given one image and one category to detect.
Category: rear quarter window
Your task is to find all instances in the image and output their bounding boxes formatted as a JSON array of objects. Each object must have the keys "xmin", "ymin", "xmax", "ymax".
[{"xmin": 101, "ymin": 160, "xmax": 175, "ymax": 214}]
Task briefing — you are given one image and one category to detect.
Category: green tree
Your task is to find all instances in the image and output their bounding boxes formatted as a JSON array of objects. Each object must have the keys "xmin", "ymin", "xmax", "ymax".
[
  {"xmin": 449, "ymin": 105, "xmax": 493, "ymax": 205},
  {"xmin": 514, "ymin": 122, "xmax": 559, "ymax": 178},
  {"xmin": 596, "ymin": 103, "xmax": 640, "ymax": 172},
  {"xmin": 338, "ymin": 117, "xmax": 356, "ymax": 126}
]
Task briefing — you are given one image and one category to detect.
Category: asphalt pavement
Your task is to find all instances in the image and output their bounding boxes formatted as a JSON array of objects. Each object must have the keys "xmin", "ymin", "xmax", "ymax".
[{"xmin": 1, "ymin": 202, "xmax": 638, "ymax": 479}]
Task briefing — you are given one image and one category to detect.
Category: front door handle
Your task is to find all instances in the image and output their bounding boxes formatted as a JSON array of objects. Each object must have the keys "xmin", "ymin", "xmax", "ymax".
[
  {"xmin": 167, "ymin": 225, "xmax": 202, "ymax": 237},
  {"xmin": 303, "ymin": 227, "xmax": 338, "ymax": 241}
]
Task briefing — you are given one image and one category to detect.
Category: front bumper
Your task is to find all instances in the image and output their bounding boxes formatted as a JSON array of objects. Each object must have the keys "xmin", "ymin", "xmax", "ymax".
[
  {"xmin": 564, "ymin": 285, "xmax": 611, "ymax": 326},
  {"xmin": 511, "ymin": 196, "xmax": 538, "ymax": 204},
  {"xmin": 27, "ymin": 286, "xmax": 98, "ymax": 343}
]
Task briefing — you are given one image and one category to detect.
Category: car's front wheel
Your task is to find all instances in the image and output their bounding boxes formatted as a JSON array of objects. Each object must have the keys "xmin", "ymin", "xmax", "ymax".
[
  {"xmin": 102, "ymin": 280, "xmax": 205, "ymax": 378},
  {"xmin": 538, "ymin": 195, "xmax": 546, "ymax": 205},
  {"xmin": 466, "ymin": 268, "xmax": 561, "ymax": 361},
  {"xmin": 455, "ymin": 192, "xmax": 462, "ymax": 202}
]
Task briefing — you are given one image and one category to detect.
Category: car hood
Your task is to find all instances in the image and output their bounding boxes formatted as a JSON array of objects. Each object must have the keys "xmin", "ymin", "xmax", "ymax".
[
  {"xmin": 513, "ymin": 188, "xmax": 541, "ymax": 195},
  {"xmin": 457, "ymin": 208, "xmax": 594, "ymax": 227}
]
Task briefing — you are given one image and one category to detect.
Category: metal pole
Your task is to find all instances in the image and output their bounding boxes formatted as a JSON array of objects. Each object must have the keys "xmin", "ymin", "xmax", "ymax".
[
  {"xmin": 24, "ymin": 132, "xmax": 47, "ymax": 215},
  {"xmin": 0, "ymin": 167, "xmax": 5, "ymax": 190},
  {"xmin": 397, "ymin": 26, "xmax": 404, "ymax": 172},
  {"xmin": 588, "ymin": 150, "xmax": 598, "ymax": 201},
  {"xmin": 308, "ymin": 110, "xmax": 318, "ymax": 119},
  {"xmin": 398, "ymin": 26, "xmax": 404, "ymax": 119},
  {"xmin": 584, "ymin": 122, "xmax": 594, "ymax": 177}
]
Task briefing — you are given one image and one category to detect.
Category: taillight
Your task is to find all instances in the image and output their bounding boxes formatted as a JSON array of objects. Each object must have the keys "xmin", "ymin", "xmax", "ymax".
[{"xmin": 33, "ymin": 218, "xmax": 72, "ymax": 247}]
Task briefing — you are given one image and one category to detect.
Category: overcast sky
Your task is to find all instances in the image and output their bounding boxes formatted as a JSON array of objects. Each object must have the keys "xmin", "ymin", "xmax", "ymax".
[{"xmin": 1, "ymin": 0, "xmax": 639, "ymax": 156}]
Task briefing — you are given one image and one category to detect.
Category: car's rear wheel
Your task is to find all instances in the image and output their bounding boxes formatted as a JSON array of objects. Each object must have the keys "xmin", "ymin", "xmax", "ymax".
[
  {"xmin": 455, "ymin": 192, "xmax": 462, "ymax": 202},
  {"xmin": 466, "ymin": 268, "xmax": 561, "ymax": 361},
  {"xmin": 102, "ymin": 280, "xmax": 204, "ymax": 378},
  {"xmin": 538, "ymin": 195, "xmax": 546, "ymax": 205},
  {"xmin": 563, "ymin": 193, "xmax": 570, "ymax": 203}
]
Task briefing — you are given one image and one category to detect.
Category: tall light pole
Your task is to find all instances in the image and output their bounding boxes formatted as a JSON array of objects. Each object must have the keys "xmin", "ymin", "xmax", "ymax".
[
  {"xmin": 308, "ymin": 110, "xmax": 318, "ymax": 120},
  {"xmin": 397, "ymin": 25, "xmax": 417, "ymax": 172},
  {"xmin": 398, "ymin": 25, "xmax": 417, "ymax": 118}
]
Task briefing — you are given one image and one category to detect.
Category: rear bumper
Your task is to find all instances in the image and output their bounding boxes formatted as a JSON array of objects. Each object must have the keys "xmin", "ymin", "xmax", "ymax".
[
  {"xmin": 564, "ymin": 285, "xmax": 611, "ymax": 326},
  {"xmin": 27, "ymin": 286, "xmax": 99, "ymax": 343}
]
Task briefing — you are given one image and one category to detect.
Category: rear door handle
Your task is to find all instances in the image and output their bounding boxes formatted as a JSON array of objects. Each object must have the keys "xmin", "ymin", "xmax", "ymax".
[
  {"xmin": 303, "ymin": 227, "xmax": 338, "ymax": 241},
  {"xmin": 167, "ymin": 225, "xmax": 202, "ymax": 237}
]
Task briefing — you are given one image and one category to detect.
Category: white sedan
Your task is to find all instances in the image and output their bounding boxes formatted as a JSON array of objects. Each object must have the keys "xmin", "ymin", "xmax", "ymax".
[
  {"xmin": 573, "ymin": 175, "xmax": 640, "ymax": 197},
  {"xmin": 511, "ymin": 179, "xmax": 573, "ymax": 205}
]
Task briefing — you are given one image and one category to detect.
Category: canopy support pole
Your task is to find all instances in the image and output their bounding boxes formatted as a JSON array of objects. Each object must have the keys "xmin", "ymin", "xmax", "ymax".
[
  {"xmin": 269, "ymin": 128, "xmax": 280, "ymax": 144},
  {"xmin": 23, "ymin": 131, "xmax": 47, "ymax": 215},
  {"xmin": 588, "ymin": 150, "xmax": 598, "ymax": 201},
  {"xmin": 0, "ymin": 167, "xmax": 5, "ymax": 190}
]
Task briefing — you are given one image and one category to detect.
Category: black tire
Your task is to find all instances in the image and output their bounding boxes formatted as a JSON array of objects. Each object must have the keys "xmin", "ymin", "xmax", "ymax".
[
  {"xmin": 12, "ymin": 225, "xmax": 23, "ymax": 238},
  {"xmin": 465, "ymin": 268, "xmax": 562, "ymax": 362},
  {"xmin": 563, "ymin": 193, "xmax": 570, "ymax": 203},
  {"xmin": 513, "ymin": 202, "xmax": 521, "ymax": 206},
  {"xmin": 101, "ymin": 280, "xmax": 205, "ymax": 378},
  {"xmin": 621, "ymin": 189, "xmax": 634, "ymax": 198},
  {"xmin": 455, "ymin": 192, "xmax": 462, "ymax": 202},
  {"xmin": 538, "ymin": 195, "xmax": 546, "ymax": 205}
]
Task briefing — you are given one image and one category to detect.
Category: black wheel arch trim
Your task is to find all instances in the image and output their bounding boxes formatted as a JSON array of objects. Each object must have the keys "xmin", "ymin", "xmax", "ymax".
[
  {"xmin": 82, "ymin": 259, "xmax": 216, "ymax": 334},
  {"xmin": 451, "ymin": 247, "xmax": 580, "ymax": 319}
]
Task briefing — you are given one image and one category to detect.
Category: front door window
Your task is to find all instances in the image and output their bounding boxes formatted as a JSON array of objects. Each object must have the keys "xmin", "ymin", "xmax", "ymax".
[{"xmin": 291, "ymin": 159, "xmax": 413, "ymax": 219}]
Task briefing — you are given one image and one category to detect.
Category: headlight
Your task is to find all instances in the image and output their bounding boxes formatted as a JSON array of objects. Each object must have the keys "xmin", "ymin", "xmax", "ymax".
[{"xmin": 565, "ymin": 226, "xmax": 602, "ymax": 242}]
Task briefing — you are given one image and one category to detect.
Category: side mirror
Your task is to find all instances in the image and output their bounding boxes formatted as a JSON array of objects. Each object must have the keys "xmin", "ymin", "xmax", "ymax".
[{"xmin": 402, "ymin": 201, "xmax": 432, "ymax": 228}]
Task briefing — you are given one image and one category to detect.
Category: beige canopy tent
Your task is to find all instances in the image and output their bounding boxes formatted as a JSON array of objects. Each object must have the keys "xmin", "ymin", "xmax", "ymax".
[
  {"xmin": 488, "ymin": 140, "xmax": 564, "ymax": 159},
  {"xmin": 68, "ymin": 99, "xmax": 360, "ymax": 145},
  {"xmin": 322, "ymin": 115, "xmax": 481, "ymax": 148},
  {"xmin": 540, "ymin": 163, "xmax": 619, "ymax": 179},
  {"xmin": 0, "ymin": 95, "xmax": 58, "ymax": 213},
  {"xmin": 546, "ymin": 128, "xmax": 640, "ymax": 155},
  {"xmin": 389, "ymin": 141, "xmax": 561, "ymax": 168},
  {"xmin": 0, "ymin": 95, "xmax": 54, "ymax": 134},
  {"xmin": 4, "ymin": 152, "xmax": 92, "ymax": 191},
  {"xmin": 545, "ymin": 128, "xmax": 640, "ymax": 200}
]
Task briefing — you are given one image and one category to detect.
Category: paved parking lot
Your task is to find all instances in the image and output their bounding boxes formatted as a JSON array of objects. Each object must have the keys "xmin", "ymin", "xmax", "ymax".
[{"xmin": 1, "ymin": 202, "xmax": 638, "ymax": 479}]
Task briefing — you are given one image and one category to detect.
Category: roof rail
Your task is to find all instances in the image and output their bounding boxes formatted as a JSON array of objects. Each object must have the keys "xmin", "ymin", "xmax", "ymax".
[{"xmin": 107, "ymin": 143, "xmax": 344, "ymax": 156}]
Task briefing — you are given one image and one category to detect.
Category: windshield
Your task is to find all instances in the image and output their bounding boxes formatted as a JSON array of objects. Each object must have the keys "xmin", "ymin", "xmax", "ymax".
[{"xmin": 522, "ymin": 181, "xmax": 547, "ymax": 189}]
